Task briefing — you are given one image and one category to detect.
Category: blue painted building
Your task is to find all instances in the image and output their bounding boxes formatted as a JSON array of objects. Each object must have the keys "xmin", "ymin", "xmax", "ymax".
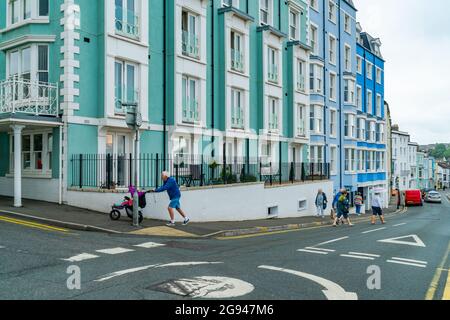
[
  {"xmin": 308, "ymin": 0, "xmax": 358, "ymax": 195},
  {"xmin": 354, "ymin": 22, "xmax": 388, "ymax": 209}
]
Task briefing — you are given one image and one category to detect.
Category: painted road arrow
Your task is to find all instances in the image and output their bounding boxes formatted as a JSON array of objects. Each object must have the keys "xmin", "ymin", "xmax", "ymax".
[
  {"xmin": 258, "ymin": 265, "xmax": 358, "ymax": 300},
  {"xmin": 377, "ymin": 234, "xmax": 426, "ymax": 247}
]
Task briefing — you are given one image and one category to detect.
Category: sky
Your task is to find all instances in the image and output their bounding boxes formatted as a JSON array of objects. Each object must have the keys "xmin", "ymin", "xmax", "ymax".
[{"xmin": 353, "ymin": 0, "xmax": 450, "ymax": 145}]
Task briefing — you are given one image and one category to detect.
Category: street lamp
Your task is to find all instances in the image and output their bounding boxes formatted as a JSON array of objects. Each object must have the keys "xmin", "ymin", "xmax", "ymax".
[{"xmin": 124, "ymin": 102, "xmax": 142, "ymax": 227}]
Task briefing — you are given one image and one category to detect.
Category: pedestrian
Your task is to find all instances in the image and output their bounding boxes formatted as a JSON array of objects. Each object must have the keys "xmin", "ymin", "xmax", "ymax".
[
  {"xmin": 332, "ymin": 188, "xmax": 346, "ymax": 224},
  {"xmin": 396, "ymin": 188, "xmax": 402, "ymax": 210},
  {"xmin": 315, "ymin": 189, "xmax": 328, "ymax": 219},
  {"xmin": 354, "ymin": 192, "xmax": 363, "ymax": 216},
  {"xmin": 371, "ymin": 192, "xmax": 385, "ymax": 225},
  {"xmin": 153, "ymin": 171, "xmax": 190, "ymax": 227},
  {"xmin": 333, "ymin": 190, "xmax": 354, "ymax": 227}
]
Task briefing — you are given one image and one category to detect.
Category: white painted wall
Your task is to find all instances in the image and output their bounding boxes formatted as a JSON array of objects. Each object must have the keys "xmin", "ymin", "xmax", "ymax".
[
  {"xmin": 66, "ymin": 180, "xmax": 333, "ymax": 222},
  {"xmin": 0, "ymin": 177, "xmax": 60, "ymax": 203}
]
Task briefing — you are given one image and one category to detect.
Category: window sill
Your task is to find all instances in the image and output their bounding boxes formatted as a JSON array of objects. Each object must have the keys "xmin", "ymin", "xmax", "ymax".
[
  {"xmin": 109, "ymin": 33, "xmax": 149, "ymax": 48},
  {"xmin": 228, "ymin": 68, "xmax": 249, "ymax": 78},
  {"xmin": 1, "ymin": 18, "xmax": 50, "ymax": 34},
  {"xmin": 6, "ymin": 171, "xmax": 53, "ymax": 179},
  {"xmin": 179, "ymin": 53, "xmax": 206, "ymax": 65}
]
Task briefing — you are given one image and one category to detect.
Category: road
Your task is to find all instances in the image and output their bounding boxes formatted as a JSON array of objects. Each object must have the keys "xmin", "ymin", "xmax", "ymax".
[{"xmin": 0, "ymin": 193, "xmax": 449, "ymax": 300}]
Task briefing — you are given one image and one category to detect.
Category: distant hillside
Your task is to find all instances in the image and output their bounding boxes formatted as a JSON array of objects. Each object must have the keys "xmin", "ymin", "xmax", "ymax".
[
  {"xmin": 419, "ymin": 144, "xmax": 450, "ymax": 152},
  {"xmin": 421, "ymin": 143, "xmax": 450, "ymax": 160}
]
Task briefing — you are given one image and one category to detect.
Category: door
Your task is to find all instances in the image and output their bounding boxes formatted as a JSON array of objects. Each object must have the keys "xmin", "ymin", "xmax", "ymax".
[{"xmin": 106, "ymin": 133, "xmax": 129, "ymax": 188}]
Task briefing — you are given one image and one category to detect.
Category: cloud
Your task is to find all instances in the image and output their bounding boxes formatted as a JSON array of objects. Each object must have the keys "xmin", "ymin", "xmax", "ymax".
[{"xmin": 354, "ymin": 0, "xmax": 450, "ymax": 144}]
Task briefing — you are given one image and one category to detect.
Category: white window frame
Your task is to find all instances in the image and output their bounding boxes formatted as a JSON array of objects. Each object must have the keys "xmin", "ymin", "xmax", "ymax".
[
  {"xmin": 230, "ymin": 88, "xmax": 245, "ymax": 129},
  {"xmin": 7, "ymin": 0, "xmax": 49, "ymax": 27},
  {"xmin": 310, "ymin": 0, "xmax": 319, "ymax": 11},
  {"xmin": 310, "ymin": 105, "xmax": 324, "ymax": 134},
  {"xmin": 329, "ymin": 109, "xmax": 337, "ymax": 138},
  {"xmin": 330, "ymin": 146, "xmax": 337, "ymax": 175},
  {"xmin": 366, "ymin": 61, "xmax": 373, "ymax": 80},
  {"xmin": 329, "ymin": 72, "xmax": 337, "ymax": 101},
  {"xmin": 222, "ymin": 0, "xmax": 240, "ymax": 7},
  {"xmin": 356, "ymin": 56, "xmax": 362, "ymax": 74},
  {"xmin": 376, "ymin": 67, "xmax": 382, "ymax": 84},
  {"xmin": 356, "ymin": 85, "xmax": 362, "ymax": 110},
  {"xmin": 344, "ymin": 14, "xmax": 351, "ymax": 34},
  {"xmin": 376, "ymin": 94, "xmax": 382, "ymax": 117},
  {"xmin": 6, "ymin": 44, "xmax": 48, "ymax": 84},
  {"xmin": 344, "ymin": 79, "xmax": 355, "ymax": 105},
  {"xmin": 328, "ymin": 0, "xmax": 336, "ymax": 24},
  {"xmin": 289, "ymin": 9, "xmax": 299, "ymax": 40},
  {"xmin": 181, "ymin": 10, "xmax": 200, "ymax": 59},
  {"xmin": 344, "ymin": 44, "xmax": 351, "ymax": 71},
  {"xmin": 367, "ymin": 89, "xmax": 372, "ymax": 113},
  {"xmin": 115, "ymin": 59, "xmax": 139, "ymax": 114},
  {"xmin": 115, "ymin": 0, "xmax": 140, "ymax": 39},
  {"xmin": 181, "ymin": 75, "xmax": 200, "ymax": 124},
  {"xmin": 296, "ymin": 104, "xmax": 306, "ymax": 137},
  {"xmin": 260, "ymin": 0, "xmax": 272, "ymax": 26},
  {"xmin": 310, "ymin": 24, "xmax": 318, "ymax": 55},
  {"xmin": 267, "ymin": 46, "xmax": 279, "ymax": 84},
  {"xmin": 328, "ymin": 34, "xmax": 337, "ymax": 65},
  {"xmin": 268, "ymin": 97, "xmax": 280, "ymax": 133},
  {"xmin": 296, "ymin": 59, "xmax": 306, "ymax": 92}
]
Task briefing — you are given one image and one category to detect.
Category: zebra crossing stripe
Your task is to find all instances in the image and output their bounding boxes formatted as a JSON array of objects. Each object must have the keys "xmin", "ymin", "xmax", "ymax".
[
  {"xmin": 134, "ymin": 242, "xmax": 166, "ymax": 249},
  {"xmin": 96, "ymin": 248, "xmax": 135, "ymax": 255}
]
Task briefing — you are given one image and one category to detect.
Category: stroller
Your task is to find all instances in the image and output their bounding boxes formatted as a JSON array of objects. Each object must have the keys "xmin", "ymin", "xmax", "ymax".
[{"xmin": 109, "ymin": 186, "xmax": 148, "ymax": 223}]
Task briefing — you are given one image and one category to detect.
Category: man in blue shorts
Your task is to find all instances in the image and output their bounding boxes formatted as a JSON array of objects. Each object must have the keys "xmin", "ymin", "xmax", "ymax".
[{"xmin": 154, "ymin": 171, "xmax": 190, "ymax": 227}]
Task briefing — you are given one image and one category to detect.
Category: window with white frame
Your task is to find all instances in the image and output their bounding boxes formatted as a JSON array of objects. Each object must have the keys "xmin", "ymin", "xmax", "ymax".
[
  {"xmin": 310, "ymin": 0, "xmax": 318, "ymax": 11},
  {"xmin": 231, "ymin": 88, "xmax": 245, "ymax": 129},
  {"xmin": 367, "ymin": 89, "xmax": 372, "ymax": 113},
  {"xmin": 356, "ymin": 56, "xmax": 362, "ymax": 74},
  {"xmin": 7, "ymin": 0, "xmax": 49, "ymax": 26},
  {"xmin": 329, "ymin": 72, "xmax": 336, "ymax": 101},
  {"xmin": 376, "ymin": 67, "xmax": 382, "ymax": 84},
  {"xmin": 173, "ymin": 136, "xmax": 191, "ymax": 163},
  {"xmin": 310, "ymin": 105, "xmax": 323, "ymax": 134},
  {"xmin": 268, "ymin": 97, "xmax": 280, "ymax": 132},
  {"xmin": 231, "ymin": 30, "xmax": 244, "ymax": 72},
  {"xmin": 115, "ymin": 0, "xmax": 140, "ymax": 39},
  {"xmin": 7, "ymin": 44, "xmax": 48, "ymax": 84},
  {"xmin": 344, "ymin": 45, "xmax": 351, "ymax": 71},
  {"xmin": 329, "ymin": 35, "xmax": 336, "ymax": 64},
  {"xmin": 182, "ymin": 10, "xmax": 200, "ymax": 58},
  {"xmin": 260, "ymin": 0, "xmax": 272, "ymax": 26},
  {"xmin": 289, "ymin": 9, "xmax": 299, "ymax": 40},
  {"xmin": 181, "ymin": 75, "xmax": 200, "ymax": 123},
  {"xmin": 356, "ymin": 85, "xmax": 362, "ymax": 110},
  {"xmin": 366, "ymin": 61, "xmax": 373, "ymax": 79},
  {"xmin": 345, "ymin": 148, "xmax": 351, "ymax": 172},
  {"xmin": 369, "ymin": 121, "xmax": 376, "ymax": 142},
  {"xmin": 330, "ymin": 109, "xmax": 337, "ymax": 137},
  {"xmin": 310, "ymin": 64, "xmax": 322, "ymax": 94},
  {"xmin": 267, "ymin": 47, "xmax": 279, "ymax": 83},
  {"xmin": 379, "ymin": 123, "xmax": 385, "ymax": 142},
  {"xmin": 344, "ymin": 114, "xmax": 356, "ymax": 139},
  {"xmin": 330, "ymin": 146, "xmax": 337, "ymax": 174},
  {"xmin": 310, "ymin": 24, "xmax": 318, "ymax": 55},
  {"xmin": 297, "ymin": 104, "xmax": 306, "ymax": 136},
  {"xmin": 344, "ymin": 14, "xmax": 351, "ymax": 34},
  {"xmin": 115, "ymin": 60, "xmax": 138, "ymax": 114},
  {"xmin": 9, "ymin": 131, "xmax": 53, "ymax": 174},
  {"xmin": 297, "ymin": 59, "xmax": 306, "ymax": 92},
  {"xmin": 357, "ymin": 118, "xmax": 365, "ymax": 140},
  {"xmin": 344, "ymin": 79, "xmax": 355, "ymax": 104},
  {"xmin": 376, "ymin": 94, "xmax": 382, "ymax": 117},
  {"xmin": 351, "ymin": 149, "xmax": 357, "ymax": 172},
  {"xmin": 310, "ymin": 145, "xmax": 324, "ymax": 164},
  {"xmin": 328, "ymin": 0, "xmax": 336, "ymax": 23}
]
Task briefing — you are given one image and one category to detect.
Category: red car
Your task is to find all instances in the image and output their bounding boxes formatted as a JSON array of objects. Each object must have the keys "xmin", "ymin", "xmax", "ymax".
[{"xmin": 405, "ymin": 190, "xmax": 423, "ymax": 206}]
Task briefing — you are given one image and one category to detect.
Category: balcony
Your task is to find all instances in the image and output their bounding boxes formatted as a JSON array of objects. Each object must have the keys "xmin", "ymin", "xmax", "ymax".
[
  {"xmin": 0, "ymin": 78, "xmax": 59, "ymax": 117},
  {"xmin": 182, "ymin": 31, "xmax": 199, "ymax": 58},
  {"xmin": 268, "ymin": 64, "xmax": 278, "ymax": 83},
  {"xmin": 182, "ymin": 97, "xmax": 199, "ymax": 124},
  {"xmin": 115, "ymin": 86, "xmax": 139, "ymax": 114},
  {"xmin": 231, "ymin": 49, "xmax": 244, "ymax": 72},
  {"xmin": 268, "ymin": 114, "xmax": 279, "ymax": 132},
  {"xmin": 231, "ymin": 108, "xmax": 245, "ymax": 129},
  {"xmin": 115, "ymin": 8, "xmax": 140, "ymax": 39}
]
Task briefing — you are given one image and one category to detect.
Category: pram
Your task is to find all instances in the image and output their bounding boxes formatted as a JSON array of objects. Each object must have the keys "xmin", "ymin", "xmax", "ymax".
[{"xmin": 109, "ymin": 186, "xmax": 148, "ymax": 223}]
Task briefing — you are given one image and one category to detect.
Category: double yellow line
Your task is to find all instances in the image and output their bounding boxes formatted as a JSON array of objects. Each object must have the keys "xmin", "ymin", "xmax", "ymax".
[
  {"xmin": 0, "ymin": 215, "xmax": 69, "ymax": 233},
  {"xmin": 426, "ymin": 241, "xmax": 450, "ymax": 300}
]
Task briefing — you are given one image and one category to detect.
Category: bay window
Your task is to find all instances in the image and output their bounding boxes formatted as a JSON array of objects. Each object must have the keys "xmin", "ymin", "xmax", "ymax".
[
  {"xmin": 344, "ymin": 45, "xmax": 351, "ymax": 71},
  {"xmin": 297, "ymin": 59, "xmax": 306, "ymax": 92},
  {"xmin": 231, "ymin": 31, "xmax": 244, "ymax": 72},
  {"xmin": 310, "ymin": 105, "xmax": 323, "ymax": 134},
  {"xmin": 260, "ymin": 0, "xmax": 272, "ymax": 26},
  {"xmin": 289, "ymin": 10, "xmax": 298, "ymax": 40},
  {"xmin": 309, "ymin": 64, "xmax": 322, "ymax": 94},
  {"xmin": 356, "ymin": 85, "xmax": 362, "ymax": 110},
  {"xmin": 10, "ymin": 131, "xmax": 53, "ymax": 174},
  {"xmin": 297, "ymin": 104, "xmax": 306, "ymax": 136},
  {"xmin": 268, "ymin": 97, "xmax": 279, "ymax": 132},
  {"xmin": 267, "ymin": 47, "xmax": 278, "ymax": 83},
  {"xmin": 329, "ymin": 72, "xmax": 336, "ymax": 101},
  {"xmin": 330, "ymin": 109, "xmax": 337, "ymax": 137},
  {"xmin": 344, "ymin": 79, "xmax": 355, "ymax": 104},
  {"xmin": 8, "ymin": 0, "xmax": 48, "ymax": 26}
]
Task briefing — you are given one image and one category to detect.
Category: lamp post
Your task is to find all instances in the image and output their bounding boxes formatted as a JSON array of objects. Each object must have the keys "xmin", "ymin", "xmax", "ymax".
[{"xmin": 124, "ymin": 103, "xmax": 142, "ymax": 227}]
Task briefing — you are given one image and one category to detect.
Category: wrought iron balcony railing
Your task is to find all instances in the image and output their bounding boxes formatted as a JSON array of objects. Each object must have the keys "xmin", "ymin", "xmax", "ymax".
[{"xmin": 0, "ymin": 78, "xmax": 59, "ymax": 117}]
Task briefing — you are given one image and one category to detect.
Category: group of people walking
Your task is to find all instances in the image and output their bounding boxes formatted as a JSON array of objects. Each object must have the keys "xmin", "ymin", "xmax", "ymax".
[{"xmin": 315, "ymin": 188, "xmax": 386, "ymax": 227}]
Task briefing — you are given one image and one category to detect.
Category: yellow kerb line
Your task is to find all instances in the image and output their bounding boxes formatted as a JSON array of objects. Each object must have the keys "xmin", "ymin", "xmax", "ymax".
[
  {"xmin": 443, "ymin": 269, "xmax": 450, "ymax": 300},
  {"xmin": 0, "ymin": 215, "xmax": 69, "ymax": 233},
  {"xmin": 425, "ymin": 241, "xmax": 450, "ymax": 300}
]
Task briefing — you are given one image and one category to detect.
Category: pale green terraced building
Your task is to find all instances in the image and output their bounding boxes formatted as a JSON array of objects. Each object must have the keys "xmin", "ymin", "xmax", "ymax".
[{"xmin": 0, "ymin": 0, "xmax": 325, "ymax": 207}]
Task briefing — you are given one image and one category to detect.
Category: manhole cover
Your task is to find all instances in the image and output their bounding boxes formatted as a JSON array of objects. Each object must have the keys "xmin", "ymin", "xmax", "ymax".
[{"xmin": 149, "ymin": 276, "xmax": 254, "ymax": 299}]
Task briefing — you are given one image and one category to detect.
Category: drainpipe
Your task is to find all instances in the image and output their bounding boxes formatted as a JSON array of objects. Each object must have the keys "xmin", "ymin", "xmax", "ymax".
[
  {"xmin": 337, "ymin": 0, "xmax": 343, "ymax": 189},
  {"xmin": 211, "ymin": 0, "xmax": 215, "ymax": 157},
  {"xmin": 278, "ymin": 0, "xmax": 281, "ymax": 30},
  {"xmin": 322, "ymin": 0, "xmax": 328, "ymax": 180},
  {"xmin": 163, "ymin": 0, "xmax": 167, "ymax": 169}
]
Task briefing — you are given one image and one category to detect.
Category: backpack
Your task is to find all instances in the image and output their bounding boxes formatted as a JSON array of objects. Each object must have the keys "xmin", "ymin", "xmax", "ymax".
[{"xmin": 138, "ymin": 193, "xmax": 147, "ymax": 209}]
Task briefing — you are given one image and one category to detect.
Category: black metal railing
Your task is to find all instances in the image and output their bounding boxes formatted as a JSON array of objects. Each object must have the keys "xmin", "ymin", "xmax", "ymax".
[{"xmin": 70, "ymin": 154, "xmax": 330, "ymax": 190}]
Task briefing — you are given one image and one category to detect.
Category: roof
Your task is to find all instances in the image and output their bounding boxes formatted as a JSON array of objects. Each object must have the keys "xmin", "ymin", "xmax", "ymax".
[
  {"xmin": 359, "ymin": 32, "xmax": 384, "ymax": 60},
  {"xmin": 438, "ymin": 162, "xmax": 450, "ymax": 169},
  {"xmin": 343, "ymin": 0, "xmax": 357, "ymax": 11}
]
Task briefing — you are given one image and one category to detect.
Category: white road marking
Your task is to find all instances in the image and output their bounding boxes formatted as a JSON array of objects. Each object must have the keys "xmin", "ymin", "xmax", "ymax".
[
  {"xmin": 95, "ymin": 262, "xmax": 223, "ymax": 282},
  {"xmin": 387, "ymin": 260, "xmax": 427, "ymax": 268},
  {"xmin": 348, "ymin": 252, "xmax": 381, "ymax": 258},
  {"xmin": 393, "ymin": 223, "xmax": 407, "ymax": 227},
  {"xmin": 96, "ymin": 247, "xmax": 135, "ymax": 255},
  {"xmin": 0, "ymin": 246, "xmax": 5, "ymax": 249},
  {"xmin": 305, "ymin": 247, "xmax": 336, "ymax": 252},
  {"xmin": 158, "ymin": 276, "xmax": 254, "ymax": 299},
  {"xmin": 378, "ymin": 235, "xmax": 426, "ymax": 248},
  {"xmin": 62, "ymin": 253, "xmax": 99, "ymax": 262},
  {"xmin": 134, "ymin": 242, "xmax": 166, "ymax": 249},
  {"xmin": 258, "ymin": 265, "xmax": 358, "ymax": 300},
  {"xmin": 340, "ymin": 254, "xmax": 375, "ymax": 261},
  {"xmin": 390, "ymin": 257, "xmax": 428, "ymax": 265},
  {"xmin": 314, "ymin": 236, "xmax": 349, "ymax": 247},
  {"xmin": 362, "ymin": 227, "xmax": 386, "ymax": 234},
  {"xmin": 297, "ymin": 249, "xmax": 329, "ymax": 255}
]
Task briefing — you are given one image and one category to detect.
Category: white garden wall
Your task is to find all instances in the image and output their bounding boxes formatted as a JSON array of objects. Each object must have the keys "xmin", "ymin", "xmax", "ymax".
[
  {"xmin": 0, "ymin": 177, "xmax": 60, "ymax": 203},
  {"xmin": 65, "ymin": 180, "xmax": 333, "ymax": 222}
]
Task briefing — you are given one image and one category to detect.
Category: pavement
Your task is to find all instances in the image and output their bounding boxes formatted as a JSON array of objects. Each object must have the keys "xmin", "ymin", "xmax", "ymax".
[
  {"xmin": 0, "ymin": 192, "xmax": 449, "ymax": 300},
  {"xmin": 0, "ymin": 196, "xmax": 403, "ymax": 239}
]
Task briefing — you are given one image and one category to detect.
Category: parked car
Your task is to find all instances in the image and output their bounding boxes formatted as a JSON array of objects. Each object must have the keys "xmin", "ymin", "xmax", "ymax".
[
  {"xmin": 424, "ymin": 191, "xmax": 442, "ymax": 204},
  {"xmin": 421, "ymin": 188, "xmax": 435, "ymax": 199},
  {"xmin": 405, "ymin": 190, "xmax": 423, "ymax": 206}
]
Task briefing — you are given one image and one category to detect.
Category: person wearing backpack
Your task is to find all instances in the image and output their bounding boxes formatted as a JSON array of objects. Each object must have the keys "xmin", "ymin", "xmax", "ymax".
[
  {"xmin": 315, "ymin": 189, "xmax": 328, "ymax": 219},
  {"xmin": 333, "ymin": 190, "xmax": 354, "ymax": 227}
]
